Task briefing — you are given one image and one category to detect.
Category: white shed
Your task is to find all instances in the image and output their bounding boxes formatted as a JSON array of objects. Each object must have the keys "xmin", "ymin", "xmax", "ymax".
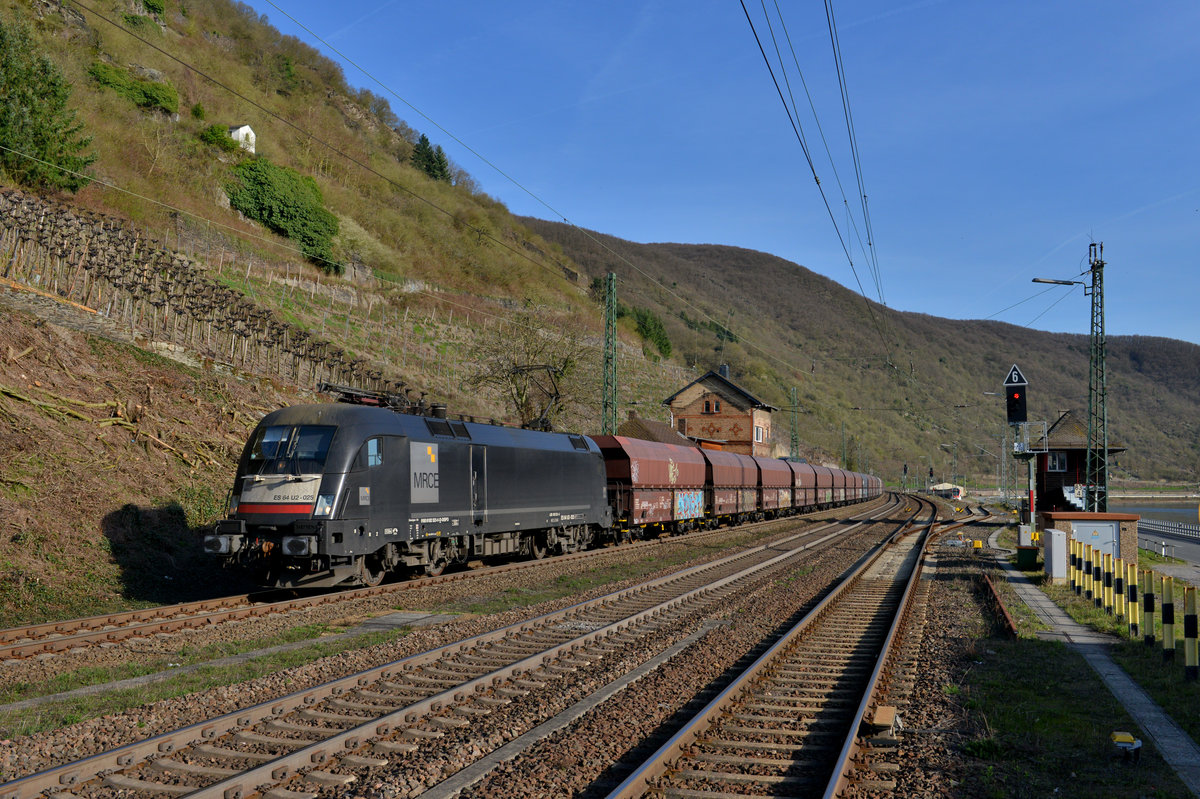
[{"xmin": 227, "ymin": 124, "xmax": 255, "ymax": 154}]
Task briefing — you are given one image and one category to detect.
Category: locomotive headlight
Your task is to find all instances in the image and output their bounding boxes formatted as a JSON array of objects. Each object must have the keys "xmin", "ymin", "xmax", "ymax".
[
  {"xmin": 282, "ymin": 535, "xmax": 318, "ymax": 556},
  {"xmin": 313, "ymin": 494, "xmax": 335, "ymax": 517},
  {"xmin": 227, "ymin": 494, "xmax": 240, "ymax": 515}
]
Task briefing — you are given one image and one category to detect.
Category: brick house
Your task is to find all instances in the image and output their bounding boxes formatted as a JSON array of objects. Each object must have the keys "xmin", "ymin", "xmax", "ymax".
[{"xmin": 663, "ymin": 368, "xmax": 777, "ymax": 457}]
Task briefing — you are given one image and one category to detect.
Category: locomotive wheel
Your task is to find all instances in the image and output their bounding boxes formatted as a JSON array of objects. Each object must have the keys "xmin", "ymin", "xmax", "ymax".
[
  {"xmin": 424, "ymin": 540, "xmax": 447, "ymax": 577},
  {"xmin": 528, "ymin": 532, "xmax": 547, "ymax": 560},
  {"xmin": 359, "ymin": 553, "xmax": 386, "ymax": 587}
]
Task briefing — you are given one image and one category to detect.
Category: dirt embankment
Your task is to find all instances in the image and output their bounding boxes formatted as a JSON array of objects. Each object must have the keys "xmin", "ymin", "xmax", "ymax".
[{"xmin": 0, "ymin": 292, "xmax": 311, "ymax": 625}]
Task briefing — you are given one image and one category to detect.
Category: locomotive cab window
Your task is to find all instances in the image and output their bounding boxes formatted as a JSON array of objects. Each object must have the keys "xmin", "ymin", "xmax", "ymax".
[
  {"xmin": 354, "ymin": 438, "xmax": 384, "ymax": 470},
  {"xmin": 248, "ymin": 424, "xmax": 336, "ymax": 475}
]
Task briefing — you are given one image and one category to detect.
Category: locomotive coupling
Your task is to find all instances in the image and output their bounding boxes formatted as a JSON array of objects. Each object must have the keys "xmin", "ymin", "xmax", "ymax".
[{"xmin": 205, "ymin": 519, "xmax": 247, "ymax": 554}]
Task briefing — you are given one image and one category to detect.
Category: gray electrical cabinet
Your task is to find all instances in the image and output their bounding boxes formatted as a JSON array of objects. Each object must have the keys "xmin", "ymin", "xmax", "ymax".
[
  {"xmin": 1045, "ymin": 529, "xmax": 1068, "ymax": 582},
  {"xmin": 1069, "ymin": 519, "xmax": 1120, "ymax": 558}
]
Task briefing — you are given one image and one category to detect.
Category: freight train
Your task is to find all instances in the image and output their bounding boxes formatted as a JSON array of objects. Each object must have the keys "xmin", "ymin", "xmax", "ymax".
[{"xmin": 204, "ymin": 387, "xmax": 882, "ymax": 588}]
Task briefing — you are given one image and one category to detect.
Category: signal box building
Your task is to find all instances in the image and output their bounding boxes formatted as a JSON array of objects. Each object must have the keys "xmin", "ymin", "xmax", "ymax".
[
  {"xmin": 663, "ymin": 368, "xmax": 777, "ymax": 457},
  {"xmin": 1033, "ymin": 409, "xmax": 1126, "ymax": 513}
]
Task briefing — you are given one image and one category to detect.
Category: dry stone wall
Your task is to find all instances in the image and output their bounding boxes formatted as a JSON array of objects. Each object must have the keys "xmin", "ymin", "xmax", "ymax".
[{"xmin": 0, "ymin": 188, "xmax": 391, "ymax": 394}]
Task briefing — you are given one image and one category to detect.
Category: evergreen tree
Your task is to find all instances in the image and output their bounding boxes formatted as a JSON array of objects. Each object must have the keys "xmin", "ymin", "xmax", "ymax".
[
  {"xmin": 431, "ymin": 144, "xmax": 451, "ymax": 182},
  {"xmin": 411, "ymin": 133, "xmax": 451, "ymax": 182},
  {"xmin": 0, "ymin": 16, "xmax": 95, "ymax": 192},
  {"xmin": 411, "ymin": 133, "xmax": 435, "ymax": 177}
]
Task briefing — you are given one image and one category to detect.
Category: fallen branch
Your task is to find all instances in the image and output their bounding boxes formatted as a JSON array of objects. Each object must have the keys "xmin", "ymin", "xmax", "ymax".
[
  {"xmin": 0, "ymin": 385, "xmax": 92, "ymax": 421},
  {"xmin": 98, "ymin": 417, "xmax": 197, "ymax": 467},
  {"xmin": 7, "ymin": 345, "xmax": 34, "ymax": 363}
]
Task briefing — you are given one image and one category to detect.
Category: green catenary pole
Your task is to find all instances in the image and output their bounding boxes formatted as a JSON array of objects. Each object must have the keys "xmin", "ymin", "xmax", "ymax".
[{"xmin": 602, "ymin": 272, "xmax": 617, "ymax": 435}]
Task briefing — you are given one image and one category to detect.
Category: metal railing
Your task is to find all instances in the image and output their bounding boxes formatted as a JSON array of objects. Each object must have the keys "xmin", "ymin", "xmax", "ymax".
[{"xmin": 1138, "ymin": 518, "xmax": 1200, "ymax": 542}]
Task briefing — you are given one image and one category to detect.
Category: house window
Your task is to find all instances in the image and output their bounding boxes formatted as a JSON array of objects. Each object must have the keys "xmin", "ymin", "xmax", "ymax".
[
  {"xmin": 1047, "ymin": 452, "xmax": 1067, "ymax": 472},
  {"xmin": 704, "ymin": 400, "xmax": 711, "ymax": 413},
  {"xmin": 714, "ymin": 400, "xmax": 721, "ymax": 412},
  {"xmin": 677, "ymin": 419, "xmax": 687, "ymax": 434},
  {"xmin": 754, "ymin": 425, "xmax": 764, "ymax": 443}
]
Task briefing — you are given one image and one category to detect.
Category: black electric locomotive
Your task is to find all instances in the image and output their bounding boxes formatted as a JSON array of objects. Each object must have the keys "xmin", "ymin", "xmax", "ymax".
[{"xmin": 205, "ymin": 401, "xmax": 611, "ymax": 588}]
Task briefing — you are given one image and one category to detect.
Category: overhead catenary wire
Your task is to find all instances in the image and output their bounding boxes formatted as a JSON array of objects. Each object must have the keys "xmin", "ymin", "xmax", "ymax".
[
  {"xmin": 760, "ymin": 0, "xmax": 875, "ymax": 281},
  {"xmin": 739, "ymin": 0, "xmax": 893, "ymax": 366},
  {"xmin": 823, "ymin": 0, "xmax": 883, "ymax": 305}
]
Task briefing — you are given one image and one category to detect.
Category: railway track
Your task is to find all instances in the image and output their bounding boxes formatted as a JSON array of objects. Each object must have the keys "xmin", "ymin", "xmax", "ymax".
[
  {"xmin": 606, "ymin": 497, "xmax": 936, "ymax": 798},
  {"xmin": 0, "ymin": 501, "xmax": 885, "ymax": 663},
  {"xmin": 0, "ymin": 497, "xmax": 907, "ymax": 799}
]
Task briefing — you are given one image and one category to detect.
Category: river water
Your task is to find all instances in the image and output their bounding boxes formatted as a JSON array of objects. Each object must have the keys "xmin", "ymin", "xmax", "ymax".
[{"xmin": 1110, "ymin": 500, "xmax": 1200, "ymax": 525}]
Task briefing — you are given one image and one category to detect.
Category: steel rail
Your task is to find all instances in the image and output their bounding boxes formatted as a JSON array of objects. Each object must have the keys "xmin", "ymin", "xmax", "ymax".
[
  {"xmin": 0, "ymin": 497, "xmax": 903, "ymax": 799},
  {"xmin": 604, "ymin": 496, "xmax": 930, "ymax": 798},
  {"xmin": 824, "ymin": 500, "xmax": 937, "ymax": 797},
  {"xmin": 0, "ymin": 498, "xmax": 889, "ymax": 661}
]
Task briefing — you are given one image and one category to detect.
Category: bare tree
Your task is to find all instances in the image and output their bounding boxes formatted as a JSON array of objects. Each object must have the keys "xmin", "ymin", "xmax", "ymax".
[{"xmin": 467, "ymin": 305, "xmax": 591, "ymax": 430}]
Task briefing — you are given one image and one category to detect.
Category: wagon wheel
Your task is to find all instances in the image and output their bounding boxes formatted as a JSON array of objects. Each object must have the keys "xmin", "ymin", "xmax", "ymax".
[
  {"xmin": 358, "ymin": 552, "xmax": 387, "ymax": 587},
  {"xmin": 424, "ymin": 539, "xmax": 447, "ymax": 577}
]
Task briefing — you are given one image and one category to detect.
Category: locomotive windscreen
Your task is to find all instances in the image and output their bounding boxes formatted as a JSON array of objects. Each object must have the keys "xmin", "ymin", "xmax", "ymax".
[{"xmin": 247, "ymin": 424, "xmax": 336, "ymax": 475}]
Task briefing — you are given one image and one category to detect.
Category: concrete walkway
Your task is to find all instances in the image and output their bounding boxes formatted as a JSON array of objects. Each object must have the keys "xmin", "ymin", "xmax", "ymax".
[{"xmin": 988, "ymin": 530, "xmax": 1200, "ymax": 797}]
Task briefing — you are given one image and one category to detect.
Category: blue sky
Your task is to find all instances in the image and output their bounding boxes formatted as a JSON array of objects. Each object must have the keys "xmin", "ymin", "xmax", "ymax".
[{"xmin": 247, "ymin": 1, "xmax": 1200, "ymax": 345}]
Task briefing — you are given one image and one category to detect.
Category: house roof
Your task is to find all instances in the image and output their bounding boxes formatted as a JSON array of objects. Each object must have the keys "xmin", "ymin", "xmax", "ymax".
[
  {"xmin": 616, "ymin": 414, "xmax": 696, "ymax": 446},
  {"xmin": 1037, "ymin": 409, "xmax": 1126, "ymax": 453},
  {"xmin": 662, "ymin": 370, "xmax": 778, "ymax": 411}
]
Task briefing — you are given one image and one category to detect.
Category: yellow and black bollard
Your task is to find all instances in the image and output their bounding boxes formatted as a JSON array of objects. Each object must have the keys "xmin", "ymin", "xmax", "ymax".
[
  {"xmin": 1102, "ymin": 553, "xmax": 1114, "ymax": 615},
  {"xmin": 1069, "ymin": 539, "xmax": 1078, "ymax": 593},
  {"xmin": 1126, "ymin": 562, "xmax": 1140, "ymax": 639},
  {"xmin": 1093, "ymin": 550, "xmax": 1104, "ymax": 609},
  {"xmin": 1186, "ymin": 587, "xmax": 1198, "ymax": 682},
  {"xmin": 1143, "ymin": 569, "xmax": 1157, "ymax": 647},
  {"xmin": 1108, "ymin": 556, "xmax": 1118, "ymax": 619},
  {"xmin": 1163, "ymin": 577, "xmax": 1177, "ymax": 663},
  {"xmin": 1084, "ymin": 546, "xmax": 1094, "ymax": 601}
]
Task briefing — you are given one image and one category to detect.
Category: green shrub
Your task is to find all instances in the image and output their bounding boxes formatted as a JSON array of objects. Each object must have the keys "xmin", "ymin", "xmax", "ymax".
[
  {"xmin": 198, "ymin": 123, "xmax": 240, "ymax": 152},
  {"xmin": 121, "ymin": 13, "xmax": 161, "ymax": 33},
  {"xmin": 142, "ymin": 0, "xmax": 165, "ymax": 14},
  {"xmin": 88, "ymin": 61, "xmax": 178, "ymax": 114},
  {"xmin": 190, "ymin": 102, "xmax": 206, "ymax": 120},
  {"xmin": 225, "ymin": 157, "xmax": 341, "ymax": 272},
  {"xmin": 631, "ymin": 306, "xmax": 671, "ymax": 357}
]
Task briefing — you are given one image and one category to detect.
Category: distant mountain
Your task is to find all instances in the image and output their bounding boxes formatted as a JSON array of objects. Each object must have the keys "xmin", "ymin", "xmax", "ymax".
[{"xmin": 520, "ymin": 218, "xmax": 1200, "ymax": 485}]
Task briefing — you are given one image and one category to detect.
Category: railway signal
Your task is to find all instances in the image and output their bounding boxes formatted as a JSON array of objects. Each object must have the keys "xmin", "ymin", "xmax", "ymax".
[{"xmin": 1004, "ymin": 364, "xmax": 1028, "ymax": 425}]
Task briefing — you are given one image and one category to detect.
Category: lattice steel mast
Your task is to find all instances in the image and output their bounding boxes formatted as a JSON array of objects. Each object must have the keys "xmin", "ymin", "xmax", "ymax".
[
  {"xmin": 789, "ymin": 386, "xmax": 799, "ymax": 460},
  {"xmin": 1085, "ymin": 243, "xmax": 1108, "ymax": 511},
  {"xmin": 602, "ymin": 272, "xmax": 618, "ymax": 435}
]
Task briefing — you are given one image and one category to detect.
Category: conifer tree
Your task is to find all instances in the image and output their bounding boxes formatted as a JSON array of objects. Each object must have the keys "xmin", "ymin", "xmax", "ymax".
[
  {"xmin": 411, "ymin": 133, "xmax": 435, "ymax": 177},
  {"xmin": 411, "ymin": 133, "xmax": 451, "ymax": 182},
  {"xmin": 431, "ymin": 144, "xmax": 451, "ymax": 182},
  {"xmin": 0, "ymin": 16, "xmax": 95, "ymax": 192}
]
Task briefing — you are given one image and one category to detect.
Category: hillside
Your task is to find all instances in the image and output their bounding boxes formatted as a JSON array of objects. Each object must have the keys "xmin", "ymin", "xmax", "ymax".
[{"xmin": 1, "ymin": 0, "xmax": 1199, "ymax": 625}]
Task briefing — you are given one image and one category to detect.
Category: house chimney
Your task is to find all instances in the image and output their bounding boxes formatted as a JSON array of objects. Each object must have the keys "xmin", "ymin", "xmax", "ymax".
[{"xmin": 718, "ymin": 364, "xmax": 730, "ymax": 379}]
